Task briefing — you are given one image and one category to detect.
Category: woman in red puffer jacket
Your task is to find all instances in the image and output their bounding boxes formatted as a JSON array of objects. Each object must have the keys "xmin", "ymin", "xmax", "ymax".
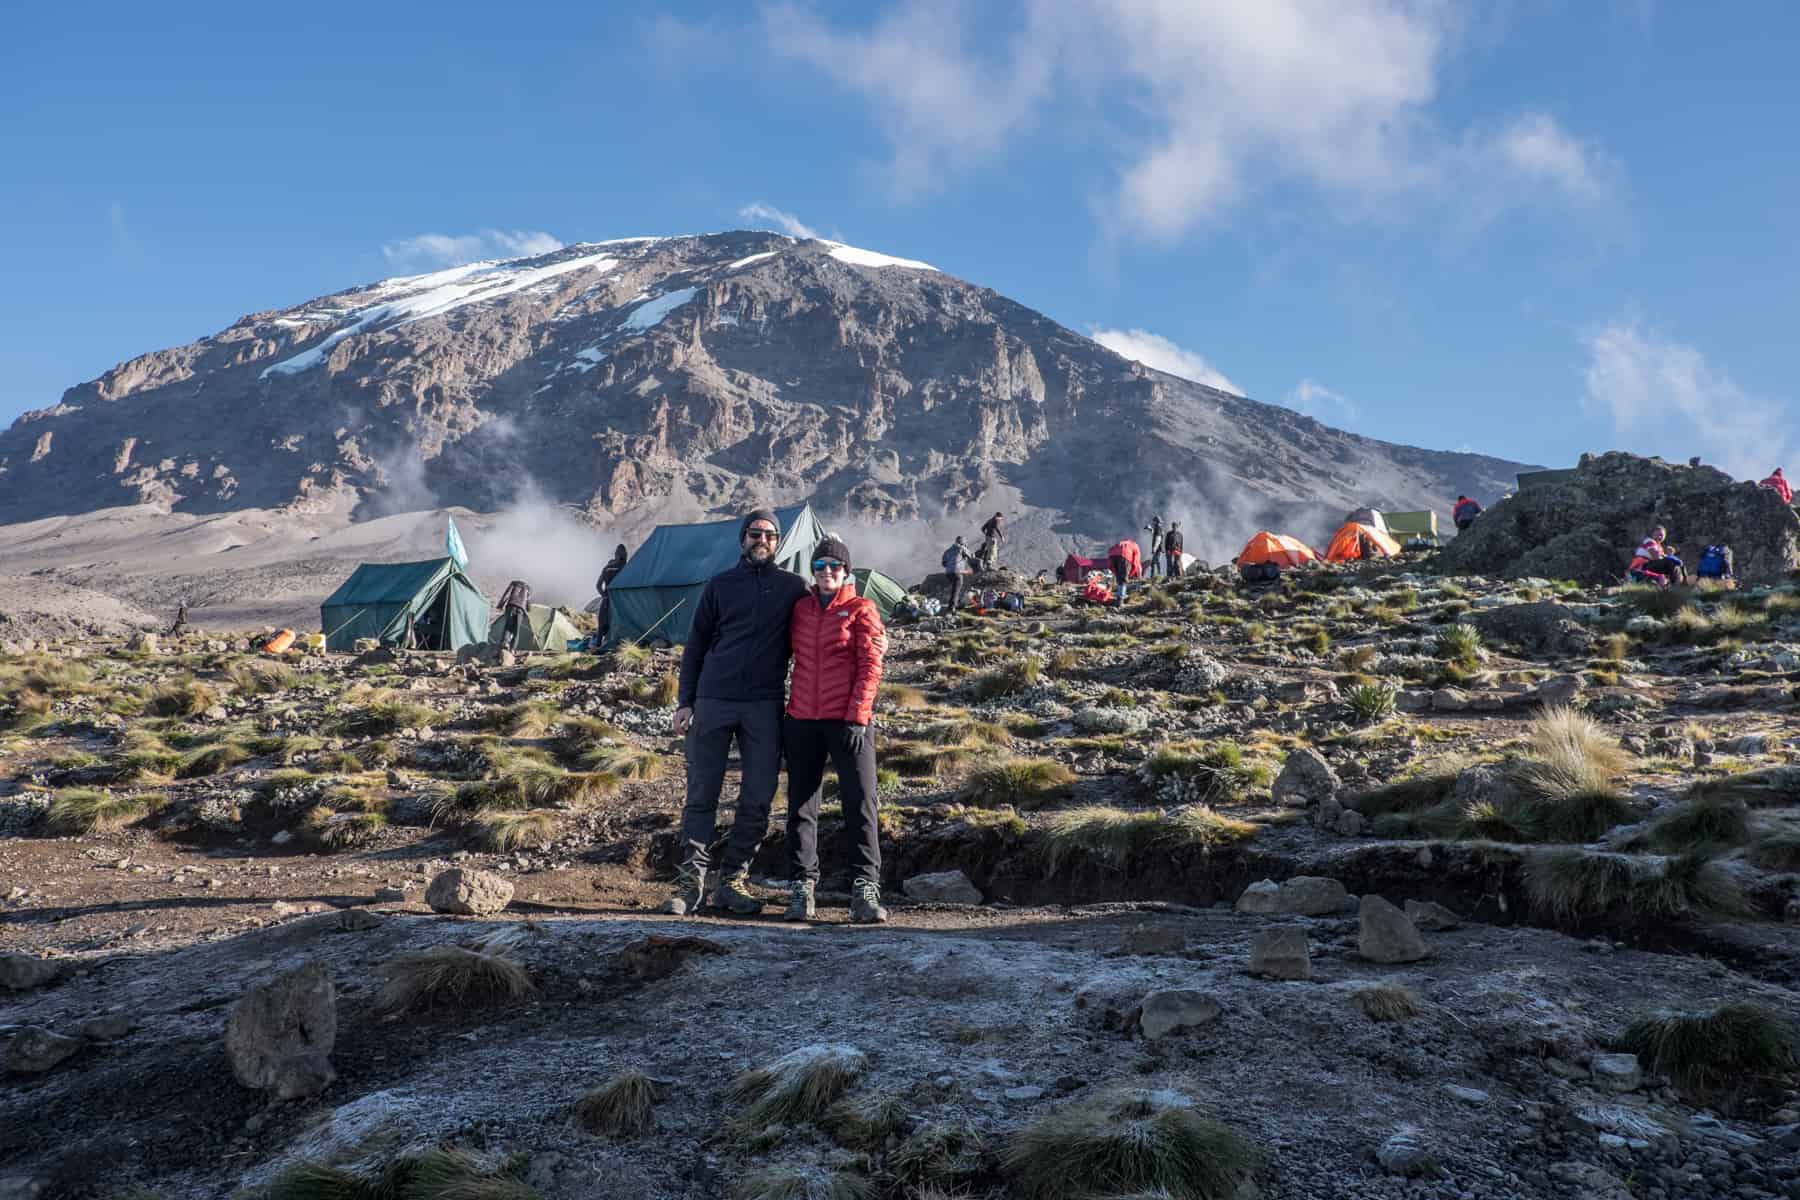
[{"xmin": 782, "ymin": 535, "xmax": 888, "ymax": 924}]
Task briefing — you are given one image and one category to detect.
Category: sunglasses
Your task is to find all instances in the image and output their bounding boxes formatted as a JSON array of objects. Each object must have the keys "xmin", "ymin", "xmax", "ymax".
[
  {"xmin": 745, "ymin": 528, "xmax": 779, "ymax": 541},
  {"xmin": 812, "ymin": 558, "xmax": 847, "ymax": 571}
]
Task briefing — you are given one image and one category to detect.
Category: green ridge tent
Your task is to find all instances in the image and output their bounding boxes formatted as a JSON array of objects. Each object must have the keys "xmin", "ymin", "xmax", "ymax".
[
  {"xmin": 607, "ymin": 504, "xmax": 827, "ymax": 645},
  {"xmin": 487, "ymin": 604, "xmax": 584, "ymax": 653},
  {"xmin": 320, "ymin": 558, "xmax": 489, "ymax": 653},
  {"xmin": 852, "ymin": 568, "xmax": 906, "ymax": 620}
]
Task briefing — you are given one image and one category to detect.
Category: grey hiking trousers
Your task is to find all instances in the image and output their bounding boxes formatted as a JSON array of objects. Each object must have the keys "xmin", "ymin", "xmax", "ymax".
[{"xmin": 678, "ymin": 697, "xmax": 783, "ymax": 874}]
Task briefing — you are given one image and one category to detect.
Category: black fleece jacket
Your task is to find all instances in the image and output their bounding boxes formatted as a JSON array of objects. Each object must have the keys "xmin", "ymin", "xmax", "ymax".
[{"xmin": 678, "ymin": 556, "xmax": 810, "ymax": 706}]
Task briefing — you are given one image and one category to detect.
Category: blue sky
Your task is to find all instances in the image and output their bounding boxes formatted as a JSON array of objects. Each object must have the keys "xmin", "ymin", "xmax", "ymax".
[{"xmin": 3, "ymin": 0, "xmax": 1796, "ymax": 477}]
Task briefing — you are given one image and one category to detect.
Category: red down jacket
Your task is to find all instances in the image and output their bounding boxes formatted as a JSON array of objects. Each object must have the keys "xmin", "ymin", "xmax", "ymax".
[{"xmin": 788, "ymin": 584, "xmax": 887, "ymax": 725}]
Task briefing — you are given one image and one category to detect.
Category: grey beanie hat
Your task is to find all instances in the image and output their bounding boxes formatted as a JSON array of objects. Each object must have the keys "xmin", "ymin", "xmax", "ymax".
[{"xmin": 740, "ymin": 508, "xmax": 780, "ymax": 541}]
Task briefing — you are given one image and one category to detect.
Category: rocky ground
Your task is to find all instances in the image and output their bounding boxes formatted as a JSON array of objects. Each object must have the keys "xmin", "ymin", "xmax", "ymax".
[{"xmin": 3, "ymin": 560, "xmax": 1798, "ymax": 1200}]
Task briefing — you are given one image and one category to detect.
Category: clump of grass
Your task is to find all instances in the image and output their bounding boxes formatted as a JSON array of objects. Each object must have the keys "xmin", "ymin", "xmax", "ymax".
[
  {"xmin": 1511, "ymin": 707, "xmax": 1633, "ymax": 841},
  {"xmin": 267, "ymin": 1148, "xmax": 532, "ymax": 1200},
  {"xmin": 1434, "ymin": 624, "xmax": 1482, "ymax": 667},
  {"xmin": 879, "ymin": 682, "xmax": 928, "ymax": 709},
  {"xmin": 580, "ymin": 743, "xmax": 666, "ymax": 780},
  {"xmin": 924, "ymin": 719, "xmax": 1010, "ymax": 748},
  {"xmin": 971, "ymin": 656, "xmax": 1041, "ymax": 700},
  {"xmin": 1304, "ymin": 629, "xmax": 1331, "ymax": 657},
  {"xmin": 107, "ymin": 729, "xmax": 183, "ymax": 783},
  {"xmin": 1627, "ymin": 795, "xmax": 1750, "ymax": 854},
  {"xmin": 1048, "ymin": 648, "xmax": 1082, "ymax": 675},
  {"xmin": 1353, "ymin": 983, "xmax": 1420, "ymax": 1022},
  {"xmin": 1344, "ymin": 683, "xmax": 1397, "ymax": 724},
  {"xmin": 1042, "ymin": 804, "xmax": 1253, "ymax": 873},
  {"xmin": 1001, "ymin": 1089, "xmax": 1258, "ymax": 1200},
  {"xmin": 338, "ymin": 687, "xmax": 444, "ymax": 735},
  {"xmin": 955, "ymin": 757, "xmax": 1076, "ymax": 809},
  {"xmin": 1623, "ymin": 584, "xmax": 1696, "ymax": 619},
  {"xmin": 574, "ymin": 1069, "xmax": 660, "ymax": 1137},
  {"xmin": 1524, "ymin": 849, "xmax": 1745, "ymax": 920},
  {"xmin": 47, "ymin": 788, "xmax": 146, "ymax": 834},
  {"xmin": 1355, "ymin": 766, "xmax": 1462, "ymax": 822},
  {"xmin": 730, "ymin": 1168, "xmax": 870, "ymax": 1200},
  {"xmin": 482, "ymin": 698, "xmax": 562, "ymax": 738},
  {"xmin": 1597, "ymin": 632, "xmax": 1631, "ymax": 662},
  {"xmin": 1144, "ymin": 740, "xmax": 1271, "ymax": 805},
  {"xmin": 626, "ymin": 672, "xmax": 680, "ymax": 708},
  {"xmin": 889, "ymin": 1122, "xmax": 986, "ymax": 1192},
  {"xmin": 177, "ymin": 741, "xmax": 250, "ymax": 779},
  {"xmin": 1617, "ymin": 1002, "xmax": 1796, "ymax": 1094},
  {"xmin": 298, "ymin": 807, "xmax": 387, "ymax": 851},
  {"xmin": 1747, "ymin": 826, "xmax": 1800, "ymax": 871},
  {"xmin": 887, "ymin": 741, "xmax": 978, "ymax": 780},
  {"xmin": 471, "ymin": 809, "xmax": 558, "ymax": 851},
  {"xmin": 730, "ymin": 1044, "xmax": 866, "ymax": 1132},
  {"xmin": 375, "ymin": 933, "xmax": 536, "ymax": 1013},
  {"xmin": 1138, "ymin": 589, "xmax": 1178, "ymax": 614},
  {"xmin": 146, "ymin": 676, "xmax": 218, "ymax": 718},
  {"xmin": 822, "ymin": 1091, "xmax": 910, "ymax": 1151},
  {"xmin": 453, "ymin": 769, "xmax": 617, "ymax": 815},
  {"xmin": 1688, "ymin": 765, "xmax": 1800, "ymax": 809},
  {"xmin": 224, "ymin": 660, "xmax": 297, "ymax": 696}
]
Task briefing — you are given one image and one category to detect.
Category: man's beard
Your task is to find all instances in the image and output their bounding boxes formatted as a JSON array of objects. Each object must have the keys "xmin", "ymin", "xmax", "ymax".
[{"xmin": 745, "ymin": 542, "xmax": 774, "ymax": 563}]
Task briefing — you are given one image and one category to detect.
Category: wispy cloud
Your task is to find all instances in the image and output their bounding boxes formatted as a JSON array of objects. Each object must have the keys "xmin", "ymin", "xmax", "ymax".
[
  {"xmin": 761, "ymin": 1, "xmax": 1622, "ymax": 242},
  {"xmin": 737, "ymin": 203, "xmax": 820, "ymax": 239},
  {"xmin": 1285, "ymin": 378, "xmax": 1361, "ymax": 424},
  {"xmin": 108, "ymin": 201, "xmax": 139, "ymax": 257},
  {"xmin": 1581, "ymin": 320, "xmax": 1788, "ymax": 479},
  {"xmin": 1090, "ymin": 327, "xmax": 1239, "ymax": 394},
  {"xmin": 381, "ymin": 230, "xmax": 563, "ymax": 269}
]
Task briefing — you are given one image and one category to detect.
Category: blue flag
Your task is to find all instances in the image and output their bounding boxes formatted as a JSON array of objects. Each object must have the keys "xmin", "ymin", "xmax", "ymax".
[{"xmin": 445, "ymin": 516, "xmax": 469, "ymax": 569}]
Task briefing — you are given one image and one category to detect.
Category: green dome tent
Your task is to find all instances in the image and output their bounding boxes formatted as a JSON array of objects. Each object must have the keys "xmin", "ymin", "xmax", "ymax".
[
  {"xmin": 320, "ymin": 558, "xmax": 488, "ymax": 653},
  {"xmin": 487, "ymin": 604, "xmax": 584, "ymax": 653},
  {"xmin": 852, "ymin": 567, "xmax": 907, "ymax": 620},
  {"xmin": 606, "ymin": 504, "xmax": 826, "ymax": 645}
]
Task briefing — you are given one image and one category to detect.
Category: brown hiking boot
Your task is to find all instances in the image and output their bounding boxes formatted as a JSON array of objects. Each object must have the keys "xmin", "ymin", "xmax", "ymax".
[{"xmin": 715, "ymin": 868, "xmax": 764, "ymax": 916}]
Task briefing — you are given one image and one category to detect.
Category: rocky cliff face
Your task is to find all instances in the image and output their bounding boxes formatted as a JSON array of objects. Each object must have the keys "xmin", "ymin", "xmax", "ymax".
[
  {"xmin": 1437, "ymin": 451, "xmax": 1800, "ymax": 584},
  {"xmin": 0, "ymin": 233, "xmax": 1525, "ymax": 545}
]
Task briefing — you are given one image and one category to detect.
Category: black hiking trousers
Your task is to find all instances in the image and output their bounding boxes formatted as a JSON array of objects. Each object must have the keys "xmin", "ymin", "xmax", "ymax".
[
  {"xmin": 679, "ymin": 698, "xmax": 784, "ymax": 874},
  {"xmin": 783, "ymin": 717, "xmax": 880, "ymax": 885},
  {"xmin": 946, "ymin": 571, "xmax": 964, "ymax": 612},
  {"xmin": 499, "ymin": 604, "xmax": 526, "ymax": 651}
]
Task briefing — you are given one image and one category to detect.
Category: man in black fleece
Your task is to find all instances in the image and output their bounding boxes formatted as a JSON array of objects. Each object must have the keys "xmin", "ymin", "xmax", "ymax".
[{"xmin": 664, "ymin": 508, "xmax": 810, "ymax": 915}]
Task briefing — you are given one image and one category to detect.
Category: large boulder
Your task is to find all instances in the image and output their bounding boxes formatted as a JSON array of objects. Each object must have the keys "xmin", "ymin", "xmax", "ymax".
[
  {"xmin": 1271, "ymin": 748, "xmax": 1339, "ymax": 809},
  {"xmin": 1439, "ymin": 451, "xmax": 1800, "ymax": 585},
  {"xmin": 1247, "ymin": 927, "xmax": 1312, "ymax": 980},
  {"xmin": 902, "ymin": 870, "xmax": 983, "ymax": 905},
  {"xmin": 1358, "ymin": 895, "xmax": 1429, "ymax": 964},
  {"xmin": 426, "ymin": 867, "xmax": 513, "ymax": 916},
  {"xmin": 223, "ymin": 960, "xmax": 337, "ymax": 1099},
  {"xmin": 4, "ymin": 1027, "xmax": 82, "ymax": 1075}
]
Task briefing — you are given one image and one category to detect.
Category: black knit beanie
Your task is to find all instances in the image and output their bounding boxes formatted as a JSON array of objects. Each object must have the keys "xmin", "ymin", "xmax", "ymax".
[
  {"xmin": 813, "ymin": 536, "xmax": 852, "ymax": 570},
  {"xmin": 740, "ymin": 508, "xmax": 780, "ymax": 542}
]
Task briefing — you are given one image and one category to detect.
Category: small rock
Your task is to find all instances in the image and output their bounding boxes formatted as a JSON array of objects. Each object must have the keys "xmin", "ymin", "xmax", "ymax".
[
  {"xmin": 901, "ymin": 869, "xmax": 983, "ymax": 905},
  {"xmin": 1335, "ymin": 809, "xmax": 1366, "ymax": 837},
  {"xmin": 1247, "ymin": 927, "xmax": 1311, "ymax": 980},
  {"xmin": 1138, "ymin": 988, "xmax": 1223, "ymax": 1040},
  {"xmin": 0, "ymin": 953, "xmax": 61, "ymax": 992},
  {"xmin": 75, "ymin": 1014, "xmax": 133, "ymax": 1041},
  {"xmin": 1378, "ymin": 1126, "xmax": 1436, "ymax": 1177},
  {"xmin": 1359, "ymin": 895, "xmax": 1429, "ymax": 963},
  {"xmin": 1004, "ymin": 1085, "xmax": 1045, "ymax": 1101},
  {"xmin": 425, "ymin": 867, "xmax": 513, "ymax": 916},
  {"xmin": 1271, "ymin": 748, "xmax": 1340, "ymax": 808},
  {"xmin": 1234, "ymin": 879, "xmax": 1281, "ymax": 914},
  {"xmin": 1404, "ymin": 899, "xmax": 1463, "ymax": 931},
  {"xmin": 1532, "ymin": 674, "xmax": 1585, "ymax": 706},
  {"xmin": 335, "ymin": 908, "xmax": 383, "ymax": 932},
  {"xmin": 373, "ymin": 886, "xmax": 408, "ymax": 903},
  {"xmin": 4, "ymin": 1027, "xmax": 83, "ymax": 1074},
  {"xmin": 224, "ymin": 961, "xmax": 337, "ymax": 1099},
  {"xmin": 1431, "ymin": 687, "xmax": 1470, "ymax": 712},
  {"xmin": 1443, "ymin": 1083, "xmax": 1490, "ymax": 1104},
  {"xmin": 1591, "ymin": 1052, "xmax": 1643, "ymax": 1093}
]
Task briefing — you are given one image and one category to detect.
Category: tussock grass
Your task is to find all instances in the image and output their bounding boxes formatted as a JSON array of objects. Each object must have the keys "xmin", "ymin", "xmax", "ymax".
[
  {"xmin": 1689, "ymin": 765, "xmax": 1800, "ymax": 809},
  {"xmin": 887, "ymin": 742, "xmax": 978, "ymax": 780},
  {"xmin": 1617, "ymin": 1002, "xmax": 1796, "ymax": 1094},
  {"xmin": 970, "ymin": 656, "xmax": 1041, "ymax": 700},
  {"xmin": 1627, "ymin": 795, "xmax": 1750, "ymax": 853},
  {"xmin": 48, "ymin": 788, "xmax": 146, "ymax": 834},
  {"xmin": 1344, "ymin": 683, "xmax": 1396, "ymax": 723},
  {"xmin": 224, "ymin": 660, "xmax": 297, "ymax": 696},
  {"xmin": 822, "ymin": 1091, "xmax": 910, "ymax": 1151},
  {"xmin": 730, "ymin": 1168, "xmax": 870, "ymax": 1200},
  {"xmin": 574, "ymin": 1069, "xmax": 659, "ymax": 1137},
  {"xmin": 1144, "ymin": 740, "xmax": 1272, "ymax": 805},
  {"xmin": 889, "ymin": 1123, "xmax": 986, "ymax": 1191},
  {"xmin": 298, "ymin": 808, "xmax": 387, "ymax": 851},
  {"xmin": 267, "ymin": 1148, "xmax": 533, "ymax": 1200},
  {"xmin": 1510, "ymin": 707, "xmax": 1634, "ymax": 840},
  {"xmin": 146, "ymin": 676, "xmax": 218, "ymax": 718},
  {"xmin": 1596, "ymin": 632, "xmax": 1632, "ymax": 662},
  {"xmin": 471, "ymin": 809, "xmax": 558, "ymax": 851},
  {"xmin": 579, "ymin": 744, "xmax": 666, "ymax": 780},
  {"xmin": 1002, "ymin": 1090, "xmax": 1258, "ymax": 1200},
  {"xmin": 107, "ymin": 729, "xmax": 182, "ymax": 783},
  {"xmin": 1353, "ymin": 983, "xmax": 1420, "ymax": 1022},
  {"xmin": 879, "ymin": 682, "xmax": 928, "ymax": 709},
  {"xmin": 600, "ymin": 640, "xmax": 653, "ymax": 672},
  {"xmin": 946, "ymin": 804, "xmax": 1028, "ymax": 838},
  {"xmin": 1623, "ymin": 584, "xmax": 1695, "ymax": 619},
  {"xmin": 730, "ymin": 1044, "xmax": 866, "ymax": 1132},
  {"xmin": 177, "ymin": 741, "xmax": 250, "ymax": 779},
  {"xmin": 626, "ymin": 672, "xmax": 680, "ymax": 708},
  {"xmin": 1355, "ymin": 766, "xmax": 1463, "ymax": 821},
  {"xmin": 482, "ymin": 699, "xmax": 562, "ymax": 738},
  {"xmin": 339, "ymin": 687, "xmax": 444, "ymax": 735},
  {"xmin": 1524, "ymin": 849, "xmax": 1746, "ymax": 920},
  {"xmin": 1137, "ymin": 589, "xmax": 1178, "ymax": 614},
  {"xmin": 453, "ymin": 770, "xmax": 617, "ymax": 815},
  {"xmin": 375, "ymin": 935, "xmax": 536, "ymax": 1013},
  {"xmin": 955, "ymin": 757, "xmax": 1076, "ymax": 809},
  {"xmin": 1747, "ymin": 827, "xmax": 1800, "ymax": 872},
  {"xmin": 1042, "ymin": 805, "xmax": 1254, "ymax": 873},
  {"xmin": 923, "ymin": 720, "xmax": 1010, "ymax": 747}
]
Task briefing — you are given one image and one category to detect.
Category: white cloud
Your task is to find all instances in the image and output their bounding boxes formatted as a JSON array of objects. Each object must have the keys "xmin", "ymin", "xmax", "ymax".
[
  {"xmin": 1581, "ymin": 320, "xmax": 1788, "ymax": 480},
  {"xmin": 762, "ymin": 1, "xmax": 1620, "ymax": 240},
  {"xmin": 737, "ymin": 203, "xmax": 820, "ymax": 239},
  {"xmin": 381, "ymin": 230, "xmax": 563, "ymax": 269},
  {"xmin": 1090, "ymin": 327, "xmax": 1240, "ymax": 394},
  {"xmin": 1285, "ymin": 378, "xmax": 1361, "ymax": 424}
]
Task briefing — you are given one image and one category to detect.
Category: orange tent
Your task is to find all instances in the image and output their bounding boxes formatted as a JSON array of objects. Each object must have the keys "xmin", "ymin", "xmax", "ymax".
[
  {"xmin": 1236, "ymin": 531, "xmax": 1319, "ymax": 569},
  {"xmin": 1324, "ymin": 522, "xmax": 1402, "ymax": 562}
]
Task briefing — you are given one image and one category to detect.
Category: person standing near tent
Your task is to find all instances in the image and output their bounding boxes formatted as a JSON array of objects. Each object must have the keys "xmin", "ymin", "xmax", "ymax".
[
  {"xmin": 1143, "ymin": 515, "xmax": 1164, "ymax": 578},
  {"xmin": 1107, "ymin": 537, "xmax": 1142, "ymax": 604},
  {"xmin": 496, "ymin": 579, "xmax": 532, "ymax": 652},
  {"xmin": 942, "ymin": 536, "xmax": 976, "ymax": 611},
  {"xmin": 594, "ymin": 544, "xmax": 628, "ymax": 643},
  {"xmin": 782, "ymin": 535, "xmax": 889, "ymax": 924},
  {"xmin": 1164, "ymin": 523, "xmax": 1185, "ymax": 578},
  {"xmin": 666, "ymin": 509, "xmax": 810, "ymax": 916}
]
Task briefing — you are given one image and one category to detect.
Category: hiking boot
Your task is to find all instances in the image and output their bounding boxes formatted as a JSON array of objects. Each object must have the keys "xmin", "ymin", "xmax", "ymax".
[
  {"xmin": 659, "ymin": 863, "xmax": 707, "ymax": 916},
  {"xmin": 784, "ymin": 879, "xmax": 816, "ymax": 922},
  {"xmin": 715, "ymin": 868, "xmax": 764, "ymax": 916},
  {"xmin": 849, "ymin": 878, "xmax": 889, "ymax": 925}
]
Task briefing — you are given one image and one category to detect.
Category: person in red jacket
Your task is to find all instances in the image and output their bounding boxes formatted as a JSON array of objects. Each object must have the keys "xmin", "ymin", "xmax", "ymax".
[
  {"xmin": 783, "ymin": 535, "xmax": 889, "ymax": 924},
  {"xmin": 1106, "ymin": 537, "xmax": 1143, "ymax": 604},
  {"xmin": 1760, "ymin": 468, "xmax": 1793, "ymax": 504}
]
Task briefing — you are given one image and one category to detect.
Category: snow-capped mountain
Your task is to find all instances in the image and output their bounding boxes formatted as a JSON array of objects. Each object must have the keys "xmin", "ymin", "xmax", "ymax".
[{"xmin": 0, "ymin": 231, "xmax": 1524, "ymax": 545}]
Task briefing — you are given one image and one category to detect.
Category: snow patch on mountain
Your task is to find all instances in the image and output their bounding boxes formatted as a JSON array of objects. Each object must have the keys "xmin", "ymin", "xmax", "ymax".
[
  {"xmin": 621, "ymin": 288, "xmax": 698, "ymax": 332},
  {"xmin": 824, "ymin": 242, "xmax": 936, "ymax": 272}
]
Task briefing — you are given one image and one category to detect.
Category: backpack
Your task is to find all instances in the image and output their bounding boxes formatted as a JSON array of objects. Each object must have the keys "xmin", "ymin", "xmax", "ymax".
[
  {"xmin": 942, "ymin": 546, "xmax": 962, "ymax": 573},
  {"xmin": 1696, "ymin": 545, "xmax": 1732, "ymax": 579}
]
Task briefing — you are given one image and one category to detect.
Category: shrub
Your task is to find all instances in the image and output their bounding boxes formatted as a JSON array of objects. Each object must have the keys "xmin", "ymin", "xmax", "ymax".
[
  {"xmin": 1001, "ymin": 1089, "xmax": 1258, "ymax": 1200},
  {"xmin": 971, "ymin": 656, "xmax": 1041, "ymax": 700},
  {"xmin": 955, "ymin": 757, "xmax": 1076, "ymax": 808},
  {"xmin": 1617, "ymin": 1002, "xmax": 1796, "ymax": 1094},
  {"xmin": 375, "ymin": 934, "xmax": 536, "ymax": 1013},
  {"xmin": 1344, "ymin": 683, "xmax": 1397, "ymax": 724},
  {"xmin": 47, "ymin": 788, "xmax": 146, "ymax": 834},
  {"xmin": 574, "ymin": 1069, "xmax": 660, "ymax": 1137}
]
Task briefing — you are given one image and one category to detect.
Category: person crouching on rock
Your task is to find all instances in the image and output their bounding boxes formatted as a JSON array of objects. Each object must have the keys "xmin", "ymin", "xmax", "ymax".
[
  {"xmin": 782, "ymin": 535, "xmax": 890, "ymax": 924},
  {"xmin": 1629, "ymin": 526, "xmax": 1686, "ymax": 585}
]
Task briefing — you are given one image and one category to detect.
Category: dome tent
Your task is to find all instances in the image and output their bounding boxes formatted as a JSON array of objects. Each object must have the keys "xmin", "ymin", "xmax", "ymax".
[
  {"xmin": 319, "ymin": 558, "xmax": 488, "ymax": 653},
  {"xmin": 1324, "ymin": 522, "xmax": 1402, "ymax": 562},
  {"xmin": 1236, "ymin": 531, "xmax": 1319, "ymax": 570},
  {"xmin": 487, "ymin": 603, "xmax": 584, "ymax": 652}
]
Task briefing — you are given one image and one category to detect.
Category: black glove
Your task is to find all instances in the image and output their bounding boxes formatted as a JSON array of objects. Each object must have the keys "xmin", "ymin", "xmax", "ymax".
[{"xmin": 842, "ymin": 723, "xmax": 869, "ymax": 755}]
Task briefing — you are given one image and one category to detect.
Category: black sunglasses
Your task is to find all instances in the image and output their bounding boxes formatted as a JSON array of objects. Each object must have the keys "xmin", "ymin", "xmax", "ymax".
[
  {"xmin": 744, "ymin": 527, "xmax": 779, "ymax": 541},
  {"xmin": 812, "ymin": 558, "xmax": 847, "ymax": 571}
]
